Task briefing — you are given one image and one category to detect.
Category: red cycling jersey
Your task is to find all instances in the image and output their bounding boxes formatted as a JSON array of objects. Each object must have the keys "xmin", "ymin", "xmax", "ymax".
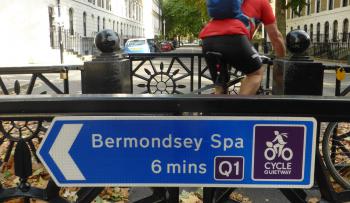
[{"xmin": 199, "ymin": 0, "xmax": 276, "ymax": 40}]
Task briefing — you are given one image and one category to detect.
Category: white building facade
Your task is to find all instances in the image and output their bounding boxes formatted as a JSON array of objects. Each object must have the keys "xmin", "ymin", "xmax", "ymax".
[
  {"xmin": 286, "ymin": 0, "xmax": 350, "ymax": 42},
  {"xmin": 143, "ymin": 0, "xmax": 162, "ymax": 38},
  {"xmin": 0, "ymin": 0, "xmax": 162, "ymax": 65}
]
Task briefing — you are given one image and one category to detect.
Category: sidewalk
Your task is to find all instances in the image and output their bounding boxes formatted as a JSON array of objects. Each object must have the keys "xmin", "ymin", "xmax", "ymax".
[{"xmin": 314, "ymin": 58, "xmax": 349, "ymax": 66}]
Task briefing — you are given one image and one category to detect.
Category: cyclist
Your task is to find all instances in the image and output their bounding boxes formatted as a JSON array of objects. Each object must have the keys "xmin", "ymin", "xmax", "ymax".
[
  {"xmin": 200, "ymin": 0, "xmax": 286, "ymax": 95},
  {"xmin": 271, "ymin": 131, "xmax": 288, "ymax": 157}
]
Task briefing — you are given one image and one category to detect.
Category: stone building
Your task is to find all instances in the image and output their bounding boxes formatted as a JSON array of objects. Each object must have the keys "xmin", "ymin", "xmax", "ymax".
[
  {"xmin": 286, "ymin": 0, "xmax": 350, "ymax": 42},
  {"xmin": 0, "ymin": 0, "xmax": 163, "ymax": 65}
]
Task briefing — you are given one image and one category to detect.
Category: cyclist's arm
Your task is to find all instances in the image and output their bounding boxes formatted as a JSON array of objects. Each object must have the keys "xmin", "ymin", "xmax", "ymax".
[{"xmin": 265, "ymin": 23, "xmax": 286, "ymax": 58}]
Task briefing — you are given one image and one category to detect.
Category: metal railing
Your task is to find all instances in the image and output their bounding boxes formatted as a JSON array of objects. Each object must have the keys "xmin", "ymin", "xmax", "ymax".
[
  {"xmin": 0, "ymin": 65, "xmax": 83, "ymax": 95},
  {"xmin": 265, "ymin": 40, "xmax": 350, "ymax": 60},
  {"xmin": 0, "ymin": 55, "xmax": 350, "ymax": 202},
  {"xmin": 311, "ymin": 42, "xmax": 350, "ymax": 60},
  {"xmin": 310, "ymin": 33, "xmax": 350, "ymax": 43},
  {"xmin": 50, "ymin": 29, "xmax": 97, "ymax": 56},
  {"xmin": 1, "ymin": 54, "xmax": 350, "ymax": 97},
  {"xmin": 0, "ymin": 95, "xmax": 349, "ymax": 203}
]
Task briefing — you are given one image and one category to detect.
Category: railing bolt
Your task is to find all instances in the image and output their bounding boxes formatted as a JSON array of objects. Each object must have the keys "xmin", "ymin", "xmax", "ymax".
[{"xmin": 18, "ymin": 178, "xmax": 30, "ymax": 192}]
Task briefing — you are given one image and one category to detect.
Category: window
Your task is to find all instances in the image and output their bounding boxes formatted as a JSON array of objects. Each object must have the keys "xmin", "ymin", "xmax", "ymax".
[
  {"xmin": 48, "ymin": 7, "xmax": 54, "ymax": 47},
  {"xmin": 324, "ymin": 21, "xmax": 329, "ymax": 42},
  {"xmin": 343, "ymin": 0, "xmax": 349, "ymax": 6},
  {"xmin": 97, "ymin": 0, "xmax": 102, "ymax": 7},
  {"xmin": 291, "ymin": 8, "xmax": 294, "ymax": 18},
  {"xmin": 343, "ymin": 19, "xmax": 349, "ymax": 42},
  {"xmin": 106, "ymin": 0, "xmax": 111, "ymax": 10},
  {"xmin": 129, "ymin": 1, "xmax": 132, "ymax": 18},
  {"xmin": 333, "ymin": 20, "xmax": 338, "ymax": 42},
  {"xmin": 304, "ymin": 24, "xmax": 308, "ymax": 32},
  {"xmin": 103, "ymin": 18, "xmax": 105, "ymax": 29},
  {"xmin": 291, "ymin": 26, "xmax": 293, "ymax": 31},
  {"xmin": 97, "ymin": 16, "xmax": 100, "ymax": 32},
  {"xmin": 102, "ymin": 0, "xmax": 104, "ymax": 8},
  {"xmin": 113, "ymin": 20, "xmax": 115, "ymax": 31},
  {"xmin": 329, "ymin": 0, "xmax": 333, "ymax": 10},
  {"xmin": 83, "ymin": 12, "xmax": 87, "ymax": 37},
  {"xmin": 307, "ymin": 0, "xmax": 311, "ymax": 15},
  {"xmin": 317, "ymin": 23, "xmax": 320, "ymax": 42},
  {"xmin": 69, "ymin": 8, "xmax": 74, "ymax": 35},
  {"xmin": 316, "ymin": 0, "xmax": 321, "ymax": 13},
  {"xmin": 125, "ymin": 0, "xmax": 128, "ymax": 17},
  {"xmin": 310, "ymin": 24, "xmax": 314, "ymax": 41}
]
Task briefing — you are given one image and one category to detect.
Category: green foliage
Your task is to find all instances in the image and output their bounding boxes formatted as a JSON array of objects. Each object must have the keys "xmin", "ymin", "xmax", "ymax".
[
  {"xmin": 285, "ymin": 0, "xmax": 308, "ymax": 16},
  {"xmin": 163, "ymin": 0, "xmax": 208, "ymax": 38},
  {"xmin": 163, "ymin": 0, "xmax": 308, "ymax": 38}
]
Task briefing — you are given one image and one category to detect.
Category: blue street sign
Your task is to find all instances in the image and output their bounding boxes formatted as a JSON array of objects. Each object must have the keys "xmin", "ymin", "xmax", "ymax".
[{"xmin": 38, "ymin": 116, "xmax": 317, "ymax": 188}]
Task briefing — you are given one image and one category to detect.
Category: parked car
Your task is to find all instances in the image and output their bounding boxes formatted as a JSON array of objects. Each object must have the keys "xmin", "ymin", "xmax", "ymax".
[
  {"xmin": 160, "ymin": 41, "xmax": 173, "ymax": 52},
  {"xmin": 124, "ymin": 38, "xmax": 160, "ymax": 54}
]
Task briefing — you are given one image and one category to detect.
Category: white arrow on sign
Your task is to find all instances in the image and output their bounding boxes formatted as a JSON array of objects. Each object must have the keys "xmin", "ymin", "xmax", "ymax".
[{"xmin": 49, "ymin": 124, "xmax": 86, "ymax": 181}]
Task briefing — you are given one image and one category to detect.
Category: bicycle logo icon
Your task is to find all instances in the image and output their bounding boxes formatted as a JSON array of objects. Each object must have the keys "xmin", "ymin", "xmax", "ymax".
[{"xmin": 264, "ymin": 131, "xmax": 293, "ymax": 161}]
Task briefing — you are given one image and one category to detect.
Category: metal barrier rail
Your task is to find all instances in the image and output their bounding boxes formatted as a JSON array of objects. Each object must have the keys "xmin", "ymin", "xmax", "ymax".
[
  {"xmin": 126, "ymin": 53, "xmax": 273, "ymax": 94},
  {"xmin": 127, "ymin": 53, "xmax": 202, "ymax": 94},
  {"xmin": 323, "ymin": 65, "xmax": 350, "ymax": 96},
  {"xmin": 1, "ymin": 55, "xmax": 349, "ymax": 97},
  {"xmin": 0, "ymin": 94, "xmax": 349, "ymax": 121},
  {"xmin": 0, "ymin": 65, "xmax": 83, "ymax": 95},
  {"xmin": 312, "ymin": 42, "xmax": 350, "ymax": 60},
  {"xmin": 0, "ymin": 94, "xmax": 349, "ymax": 203}
]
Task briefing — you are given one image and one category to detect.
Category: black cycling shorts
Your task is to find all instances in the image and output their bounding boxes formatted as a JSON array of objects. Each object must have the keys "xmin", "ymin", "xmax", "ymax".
[{"xmin": 202, "ymin": 35, "xmax": 263, "ymax": 85}]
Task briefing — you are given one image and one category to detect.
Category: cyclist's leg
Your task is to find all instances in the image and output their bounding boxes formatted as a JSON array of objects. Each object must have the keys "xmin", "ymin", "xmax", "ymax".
[
  {"xmin": 239, "ymin": 66, "xmax": 264, "ymax": 95},
  {"xmin": 233, "ymin": 39, "xmax": 263, "ymax": 95}
]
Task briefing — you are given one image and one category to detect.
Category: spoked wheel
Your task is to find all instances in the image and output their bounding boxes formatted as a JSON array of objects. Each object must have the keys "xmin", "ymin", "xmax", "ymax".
[
  {"xmin": 191, "ymin": 76, "xmax": 244, "ymax": 95},
  {"xmin": 322, "ymin": 121, "xmax": 350, "ymax": 189},
  {"xmin": 226, "ymin": 76, "xmax": 245, "ymax": 95}
]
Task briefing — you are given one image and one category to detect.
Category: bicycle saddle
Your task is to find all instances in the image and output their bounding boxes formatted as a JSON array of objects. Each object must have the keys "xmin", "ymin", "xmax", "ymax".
[{"xmin": 205, "ymin": 51, "xmax": 224, "ymax": 61}]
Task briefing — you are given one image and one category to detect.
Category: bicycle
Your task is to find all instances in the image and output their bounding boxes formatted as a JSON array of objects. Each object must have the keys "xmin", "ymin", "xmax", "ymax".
[
  {"xmin": 192, "ymin": 51, "xmax": 273, "ymax": 95},
  {"xmin": 265, "ymin": 131, "xmax": 293, "ymax": 161},
  {"xmin": 322, "ymin": 84, "xmax": 350, "ymax": 189}
]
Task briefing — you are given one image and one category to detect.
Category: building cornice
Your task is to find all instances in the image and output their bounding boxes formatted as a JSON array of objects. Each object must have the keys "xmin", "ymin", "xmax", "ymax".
[{"xmin": 287, "ymin": 6, "xmax": 350, "ymax": 23}]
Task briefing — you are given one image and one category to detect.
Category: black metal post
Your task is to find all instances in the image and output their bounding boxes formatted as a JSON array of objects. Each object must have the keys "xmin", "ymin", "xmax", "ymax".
[{"xmin": 82, "ymin": 30, "xmax": 131, "ymax": 94}]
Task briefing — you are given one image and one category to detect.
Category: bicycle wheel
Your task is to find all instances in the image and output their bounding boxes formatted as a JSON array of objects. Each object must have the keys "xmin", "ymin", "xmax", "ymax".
[
  {"xmin": 192, "ymin": 76, "xmax": 244, "ymax": 95},
  {"xmin": 322, "ymin": 122, "xmax": 350, "ymax": 189},
  {"xmin": 322, "ymin": 85, "xmax": 350, "ymax": 189},
  {"xmin": 226, "ymin": 76, "xmax": 244, "ymax": 95}
]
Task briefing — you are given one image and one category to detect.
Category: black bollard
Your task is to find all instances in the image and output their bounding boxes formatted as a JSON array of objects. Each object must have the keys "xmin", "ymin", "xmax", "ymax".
[
  {"xmin": 273, "ymin": 30, "xmax": 324, "ymax": 96},
  {"xmin": 273, "ymin": 30, "xmax": 323, "ymax": 203},
  {"xmin": 82, "ymin": 29, "xmax": 132, "ymax": 94}
]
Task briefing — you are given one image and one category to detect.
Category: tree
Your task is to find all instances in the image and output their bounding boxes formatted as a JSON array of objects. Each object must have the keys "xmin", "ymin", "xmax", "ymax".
[
  {"xmin": 181, "ymin": 0, "xmax": 308, "ymax": 37},
  {"xmin": 163, "ymin": 0, "xmax": 207, "ymax": 39}
]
